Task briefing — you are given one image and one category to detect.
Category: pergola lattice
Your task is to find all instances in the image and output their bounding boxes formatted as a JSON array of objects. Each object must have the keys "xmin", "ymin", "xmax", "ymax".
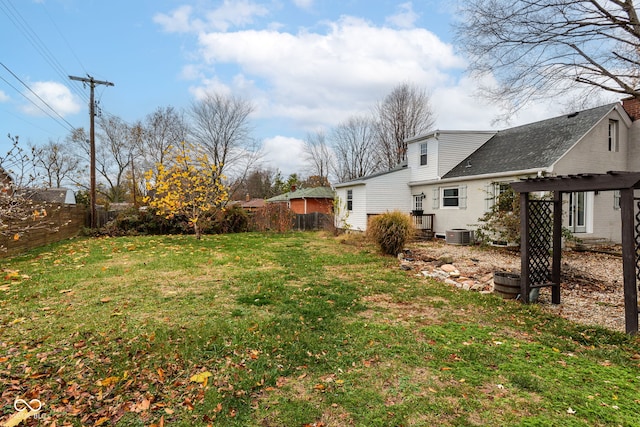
[{"xmin": 511, "ymin": 171, "xmax": 640, "ymax": 335}]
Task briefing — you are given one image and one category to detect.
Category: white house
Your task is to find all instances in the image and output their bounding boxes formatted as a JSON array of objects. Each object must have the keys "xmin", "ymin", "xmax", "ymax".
[{"xmin": 335, "ymin": 101, "xmax": 638, "ymax": 244}]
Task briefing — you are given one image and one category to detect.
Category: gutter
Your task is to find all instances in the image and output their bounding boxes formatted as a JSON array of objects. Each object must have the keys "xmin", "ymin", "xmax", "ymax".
[{"xmin": 408, "ymin": 167, "xmax": 552, "ymax": 187}]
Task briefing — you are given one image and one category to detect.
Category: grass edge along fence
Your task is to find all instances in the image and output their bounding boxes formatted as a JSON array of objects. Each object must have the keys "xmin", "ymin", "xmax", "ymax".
[{"xmin": 0, "ymin": 203, "xmax": 86, "ymax": 258}]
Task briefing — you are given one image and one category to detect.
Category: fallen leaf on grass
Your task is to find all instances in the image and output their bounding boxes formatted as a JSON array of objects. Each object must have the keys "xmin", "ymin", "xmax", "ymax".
[
  {"xmin": 94, "ymin": 416, "xmax": 110, "ymax": 426},
  {"xmin": 1, "ymin": 409, "xmax": 39, "ymax": 427},
  {"xmin": 567, "ymin": 407, "xmax": 576, "ymax": 414},
  {"xmin": 96, "ymin": 376, "xmax": 119, "ymax": 387},
  {"xmin": 190, "ymin": 371, "xmax": 212, "ymax": 384}
]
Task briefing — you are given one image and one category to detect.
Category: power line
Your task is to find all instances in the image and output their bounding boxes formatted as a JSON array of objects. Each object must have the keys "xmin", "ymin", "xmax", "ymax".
[
  {"xmin": 0, "ymin": 0, "xmax": 89, "ymax": 103},
  {"xmin": 1, "ymin": 62, "xmax": 76, "ymax": 132}
]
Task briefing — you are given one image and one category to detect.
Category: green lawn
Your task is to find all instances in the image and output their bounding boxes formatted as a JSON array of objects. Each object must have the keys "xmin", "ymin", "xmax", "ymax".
[{"xmin": 0, "ymin": 232, "xmax": 639, "ymax": 426}]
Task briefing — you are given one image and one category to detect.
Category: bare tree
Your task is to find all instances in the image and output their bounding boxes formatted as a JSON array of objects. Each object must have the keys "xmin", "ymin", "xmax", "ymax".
[
  {"xmin": 374, "ymin": 83, "xmax": 435, "ymax": 169},
  {"xmin": 69, "ymin": 115, "xmax": 138, "ymax": 203},
  {"xmin": 331, "ymin": 115, "xmax": 381, "ymax": 182},
  {"xmin": 139, "ymin": 106, "xmax": 187, "ymax": 173},
  {"xmin": 96, "ymin": 115, "xmax": 139, "ymax": 203},
  {"xmin": 188, "ymin": 92, "xmax": 261, "ymax": 186},
  {"xmin": 455, "ymin": 0, "xmax": 640, "ymax": 115},
  {"xmin": 30, "ymin": 139, "xmax": 82, "ymax": 188},
  {"xmin": 302, "ymin": 129, "xmax": 334, "ymax": 184}
]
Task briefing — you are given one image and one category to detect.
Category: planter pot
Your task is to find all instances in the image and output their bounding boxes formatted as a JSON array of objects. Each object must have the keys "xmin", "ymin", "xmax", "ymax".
[{"xmin": 493, "ymin": 271, "xmax": 520, "ymax": 299}]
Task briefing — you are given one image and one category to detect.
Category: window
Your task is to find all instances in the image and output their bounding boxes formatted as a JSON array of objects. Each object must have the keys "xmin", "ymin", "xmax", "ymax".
[
  {"xmin": 608, "ymin": 119, "xmax": 619, "ymax": 152},
  {"xmin": 433, "ymin": 186, "xmax": 467, "ymax": 209},
  {"xmin": 442, "ymin": 187, "xmax": 459, "ymax": 207},
  {"xmin": 346, "ymin": 189, "xmax": 353, "ymax": 211},
  {"xmin": 420, "ymin": 143, "xmax": 428, "ymax": 166},
  {"xmin": 414, "ymin": 195, "xmax": 423, "ymax": 211},
  {"xmin": 485, "ymin": 182, "xmax": 513, "ymax": 212}
]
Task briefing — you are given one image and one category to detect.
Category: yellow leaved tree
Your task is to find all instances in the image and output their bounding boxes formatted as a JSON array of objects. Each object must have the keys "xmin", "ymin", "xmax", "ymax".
[{"xmin": 144, "ymin": 141, "xmax": 228, "ymax": 239}]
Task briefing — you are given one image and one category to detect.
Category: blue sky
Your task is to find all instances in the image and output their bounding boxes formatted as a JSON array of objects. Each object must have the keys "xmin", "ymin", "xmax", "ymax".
[{"xmin": 1, "ymin": 0, "xmax": 570, "ymax": 176}]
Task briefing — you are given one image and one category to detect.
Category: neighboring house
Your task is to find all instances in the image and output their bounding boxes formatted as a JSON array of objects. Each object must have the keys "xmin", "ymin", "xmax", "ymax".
[
  {"xmin": 335, "ymin": 101, "xmax": 638, "ymax": 244},
  {"xmin": 230, "ymin": 194, "xmax": 266, "ymax": 213},
  {"xmin": 266, "ymin": 186, "xmax": 335, "ymax": 214},
  {"xmin": 27, "ymin": 188, "xmax": 77, "ymax": 204}
]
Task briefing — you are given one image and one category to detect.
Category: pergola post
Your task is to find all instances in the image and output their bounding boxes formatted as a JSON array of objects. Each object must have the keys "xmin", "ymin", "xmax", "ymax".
[
  {"xmin": 619, "ymin": 188, "xmax": 638, "ymax": 335},
  {"xmin": 552, "ymin": 191, "xmax": 562, "ymax": 304},
  {"xmin": 520, "ymin": 191, "xmax": 531, "ymax": 303},
  {"xmin": 511, "ymin": 171, "xmax": 640, "ymax": 334}
]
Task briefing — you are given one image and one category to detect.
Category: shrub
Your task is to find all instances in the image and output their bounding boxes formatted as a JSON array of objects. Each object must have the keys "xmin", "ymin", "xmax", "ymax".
[
  {"xmin": 474, "ymin": 186, "xmax": 520, "ymax": 245},
  {"xmin": 209, "ymin": 205, "xmax": 249, "ymax": 234},
  {"xmin": 367, "ymin": 211, "xmax": 415, "ymax": 255},
  {"xmin": 250, "ymin": 204, "xmax": 295, "ymax": 232}
]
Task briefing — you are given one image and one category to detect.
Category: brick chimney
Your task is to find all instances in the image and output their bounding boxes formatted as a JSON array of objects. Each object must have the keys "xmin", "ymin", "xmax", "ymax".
[
  {"xmin": 290, "ymin": 185, "xmax": 296, "ymax": 192},
  {"xmin": 622, "ymin": 96, "xmax": 640, "ymax": 121}
]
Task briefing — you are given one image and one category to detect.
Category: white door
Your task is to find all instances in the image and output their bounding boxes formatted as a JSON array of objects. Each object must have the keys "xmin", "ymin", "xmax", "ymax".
[{"xmin": 568, "ymin": 192, "xmax": 587, "ymax": 233}]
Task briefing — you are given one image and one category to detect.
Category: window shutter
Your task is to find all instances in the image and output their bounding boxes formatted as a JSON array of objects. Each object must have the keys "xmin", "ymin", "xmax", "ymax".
[
  {"xmin": 459, "ymin": 185, "xmax": 467, "ymax": 209},
  {"xmin": 484, "ymin": 183, "xmax": 495, "ymax": 212},
  {"xmin": 613, "ymin": 190, "xmax": 621, "ymax": 210},
  {"xmin": 432, "ymin": 188, "xmax": 439, "ymax": 209}
]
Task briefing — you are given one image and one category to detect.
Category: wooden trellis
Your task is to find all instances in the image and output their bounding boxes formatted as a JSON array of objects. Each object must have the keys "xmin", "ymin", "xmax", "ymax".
[{"xmin": 511, "ymin": 171, "xmax": 640, "ymax": 335}]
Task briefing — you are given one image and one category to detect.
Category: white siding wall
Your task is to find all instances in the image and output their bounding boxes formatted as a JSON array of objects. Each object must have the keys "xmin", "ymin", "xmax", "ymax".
[
  {"xmin": 628, "ymin": 120, "xmax": 640, "ymax": 170},
  {"xmin": 406, "ymin": 135, "xmax": 439, "ymax": 182},
  {"xmin": 554, "ymin": 109, "xmax": 630, "ymax": 175},
  {"xmin": 334, "ymin": 185, "xmax": 367, "ymax": 231},
  {"xmin": 437, "ymin": 132, "xmax": 496, "ymax": 177},
  {"xmin": 365, "ymin": 168, "xmax": 411, "ymax": 215},
  {"xmin": 551, "ymin": 108, "xmax": 631, "ymax": 243}
]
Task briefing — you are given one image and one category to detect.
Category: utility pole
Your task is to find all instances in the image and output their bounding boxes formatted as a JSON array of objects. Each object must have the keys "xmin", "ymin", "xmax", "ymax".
[{"xmin": 69, "ymin": 75, "xmax": 114, "ymax": 228}]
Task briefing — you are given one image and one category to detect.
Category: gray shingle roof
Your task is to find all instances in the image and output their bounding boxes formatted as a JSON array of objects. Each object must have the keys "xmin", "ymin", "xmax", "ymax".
[{"xmin": 443, "ymin": 103, "xmax": 618, "ymax": 179}]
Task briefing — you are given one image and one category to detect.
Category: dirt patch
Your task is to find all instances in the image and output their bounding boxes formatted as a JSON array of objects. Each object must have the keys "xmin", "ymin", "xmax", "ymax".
[
  {"xmin": 408, "ymin": 239, "xmax": 628, "ymax": 332},
  {"xmin": 360, "ymin": 294, "xmax": 449, "ymax": 325}
]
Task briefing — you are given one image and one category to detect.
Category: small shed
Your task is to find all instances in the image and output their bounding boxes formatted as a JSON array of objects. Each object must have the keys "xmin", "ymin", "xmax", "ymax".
[
  {"xmin": 511, "ymin": 171, "xmax": 640, "ymax": 334},
  {"xmin": 267, "ymin": 187, "xmax": 335, "ymax": 215}
]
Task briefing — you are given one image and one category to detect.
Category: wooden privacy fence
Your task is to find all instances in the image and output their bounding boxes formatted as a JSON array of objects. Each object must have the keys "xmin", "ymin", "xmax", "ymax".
[
  {"xmin": 1, "ymin": 204, "xmax": 87, "ymax": 258},
  {"xmin": 294, "ymin": 213, "xmax": 333, "ymax": 231}
]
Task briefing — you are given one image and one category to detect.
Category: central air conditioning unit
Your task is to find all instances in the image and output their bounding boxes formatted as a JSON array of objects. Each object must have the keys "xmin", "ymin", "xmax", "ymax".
[{"xmin": 445, "ymin": 229, "xmax": 474, "ymax": 245}]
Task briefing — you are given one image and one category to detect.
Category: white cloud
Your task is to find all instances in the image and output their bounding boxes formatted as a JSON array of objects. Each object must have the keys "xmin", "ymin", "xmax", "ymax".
[
  {"xmin": 153, "ymin": 5, "xmax": 196, "ymax": 33},
  {"xmin": 20, "ymin": 81, "xmax": 81, "ymax": 117},
  {"xmin": 432, "ymin": 75, "xmax": 569, "ymax": 131},
  {"xmin": 154, "ymin": 1, "xmax": 269, "ymax": 33},
  {"xmin": 191, "ymin": 15, "xmax": 465, "ymax": 130},
  {"xmin": 260, "ymin": 135, "xmax": 307, "ymax": 176},
  {"xmin": 0, "ymin": 90, "xmax": 9, "ymax": 103},
  {"xmin": 385, "ymin": 2, "xmax": 419, "ymax": 29},
  {"xmin": 292, "ymin": 0, "xmax": 314, "ymax": 10}
]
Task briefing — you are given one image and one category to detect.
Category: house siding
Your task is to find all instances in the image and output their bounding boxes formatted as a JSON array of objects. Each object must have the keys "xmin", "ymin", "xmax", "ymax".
[
  {"xmin": 553, "ymin": 108, "xmax": 629, "ymax": 175},
  {"xmin": 335, "ymin": 185, "xmax": 367, "ymax": 231},
  {"xmin": 335, "ymin": 168, "xmax": 411, "ymax": 232},
  {"xmin": 437, "ymin": 133, "xmax": 496, "ymax": 177},
  {"xmin": 551, "ymin": 108, "xmax": 631, "ymax": 242},
  {"xmin": 412, "ymin": 176, "xmax": 523, "ymax": 238},
  {"xmin": 365, "ymin": 168, "xmax": 411, "ymax": 214},
  {"xmin": 406, "ymin": 132, "xmax": 495, "ymax": 182},
  {"xmin": 289, "ymin": 198, "xmax": 333, "ymax": 215}
]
